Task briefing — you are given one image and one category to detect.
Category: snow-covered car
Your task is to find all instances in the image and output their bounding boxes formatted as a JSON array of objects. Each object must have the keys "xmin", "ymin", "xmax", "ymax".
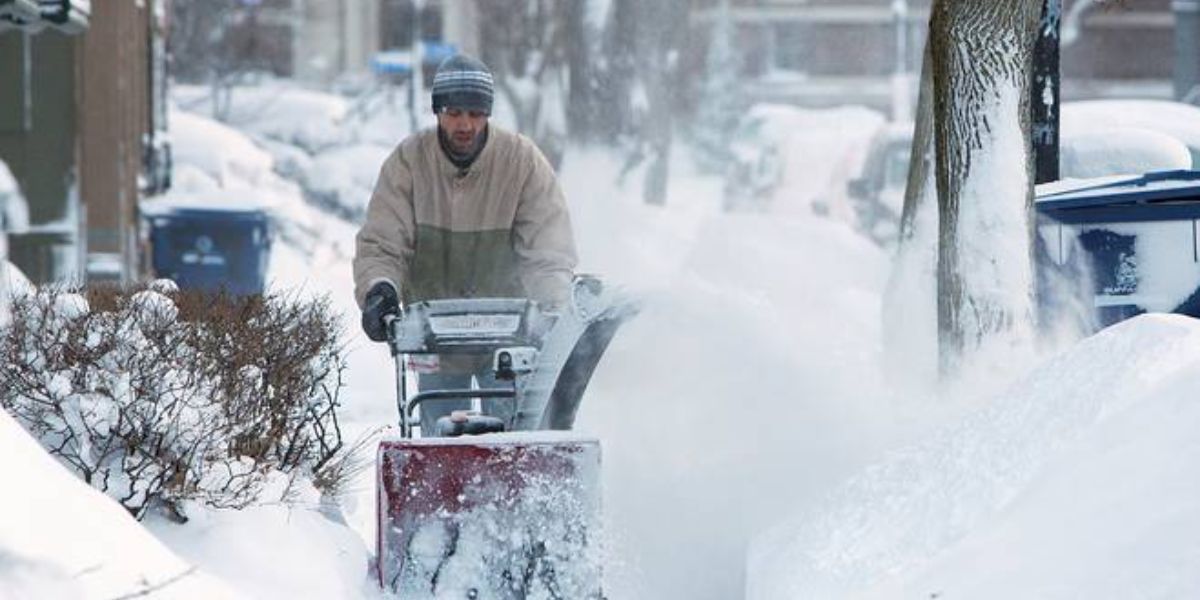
[
  {"xmin": 845, "ymin": 123, "xmax": 914, "ymax": 243},
  {"xmin": 844, "ymin": 99, "xmax": 1200, "ymax": 245},
  {"xmin": 722, "ymin": 103, "xmax": 886, "ymax": 222},
  {"xmin": 1062, "ymin": 99, "xmax": 1200, "ymax": 168}
]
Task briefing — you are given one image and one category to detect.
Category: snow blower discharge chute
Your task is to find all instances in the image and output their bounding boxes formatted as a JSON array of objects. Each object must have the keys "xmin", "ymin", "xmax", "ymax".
[{"xmin": 376, "ymin": 276, "xmax": 636, "ymax": 598}]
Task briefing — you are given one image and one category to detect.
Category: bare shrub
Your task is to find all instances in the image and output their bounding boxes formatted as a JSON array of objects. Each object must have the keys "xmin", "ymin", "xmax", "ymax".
[{"xmin": 0, "ymin": 282, "xmax": 346, "ymax": 520}]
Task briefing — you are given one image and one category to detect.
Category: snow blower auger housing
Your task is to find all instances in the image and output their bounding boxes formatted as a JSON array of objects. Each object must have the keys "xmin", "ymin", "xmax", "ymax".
[{"xmin": 376, "ymin": 275, "xmax": 636, "ymax": 598}]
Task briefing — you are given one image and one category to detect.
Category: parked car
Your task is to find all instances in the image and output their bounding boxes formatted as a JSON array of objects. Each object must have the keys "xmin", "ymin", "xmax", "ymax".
[
  {"xmin": 723, "ymin": 103, "xmax": 886, "ymax": 221},
  {"xmin": 845, "ymin": 123, "xmax": 913, "ymax": 244}
]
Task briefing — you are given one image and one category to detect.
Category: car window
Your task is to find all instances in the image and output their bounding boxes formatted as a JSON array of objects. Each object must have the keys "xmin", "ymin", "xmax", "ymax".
[{"xmin": 884, "ymin": 144, "xmax": 912, "ymax": 191}]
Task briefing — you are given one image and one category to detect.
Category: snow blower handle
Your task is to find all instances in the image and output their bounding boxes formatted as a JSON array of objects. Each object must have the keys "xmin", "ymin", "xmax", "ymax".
[{"xmin": 383, "ymin": 312, "xmax": 414, "ymax": 438}]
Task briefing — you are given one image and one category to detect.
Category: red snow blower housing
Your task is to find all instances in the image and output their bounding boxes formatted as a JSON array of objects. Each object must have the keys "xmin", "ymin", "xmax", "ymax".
[{"xmin": 376, "ymin": 276, "xmax": 636, "ymax": 597}]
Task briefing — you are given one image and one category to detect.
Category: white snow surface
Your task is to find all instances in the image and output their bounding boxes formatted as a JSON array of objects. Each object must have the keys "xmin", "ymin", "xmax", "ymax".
[
  {"xmin": 168, "ymin": 108, "xmax": 277, "ymax": 190},
  {"xmin": 0, "ymin": 158, "xmax": 29, "ymax": 233},
  {"xmin": 1062, "ymin": 100, "xmax": 1200, "ymax": 159},
  {"xmin": 1061, "ymin": 127, "xmax": 1193, "ymax": 178},
  {"xmin": 749, "ymin": 314, "xmax": 1200, "ymax": 600},
  {"xmin": 0, "ymin": 410, "xmax": 244, "ymax": 599}
]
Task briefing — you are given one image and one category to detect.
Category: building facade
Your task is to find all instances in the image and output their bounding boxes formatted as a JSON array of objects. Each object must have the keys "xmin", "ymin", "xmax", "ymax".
[
  {"xmin": 0, "ymin": 0, "xmax": 169, "ymax": 285},
  {"xmin": 691, "ymin": 0, "xmax": 1180, "ymax": 116}
]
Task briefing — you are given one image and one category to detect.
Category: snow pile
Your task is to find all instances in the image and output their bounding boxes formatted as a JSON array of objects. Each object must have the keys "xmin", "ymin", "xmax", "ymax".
[
  {"xmin": 169, "ymin": 108, "xmax": 276, "ymax": 191},
  {"xmin": 749, "ymin": 314, "xmax": 1200, "ymax": 599},
  {"xmin": 158, "ymin": 105, "xmax": 358, "ymax": 267},
  {"xmin": 1063, "ymin": 100, "xmax": 1200, "ymax": 162},
  {"xmin": 1061, "ymin": 127, "xmax": 1192, "ymax": 178},
  {"xmin": 144, "ymin": 491, "xmax": 372, "ymax": 600},
  {"xmin": 0, "ymin": 158, "xmax": 29, "ymax": 234},
  {"xmin": 174, "ymin": 83, "xmax": 352, "ymax": 153},
  {"xmin": 0, "ymin": 409, "xmax": 243, "ymax": 599},
  {"xmin": 171, "ymin": 82, "xmax": 434, "ymax": 221}
]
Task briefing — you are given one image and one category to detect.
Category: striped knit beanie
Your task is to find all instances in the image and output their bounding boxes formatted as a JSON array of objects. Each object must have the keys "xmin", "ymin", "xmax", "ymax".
[{"xmin": 431, "ymin": 54, "xmax": 495, "ymax": 115}]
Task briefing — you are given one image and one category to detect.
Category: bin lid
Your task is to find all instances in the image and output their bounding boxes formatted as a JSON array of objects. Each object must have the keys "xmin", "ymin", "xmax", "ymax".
[
  {"xmin": 142, "ymin": 193, "xmax": 271, "ymax": 223},
  {"xmin": 1036, "ymin": 170, "xmax": 1200, "ymax": 224}
]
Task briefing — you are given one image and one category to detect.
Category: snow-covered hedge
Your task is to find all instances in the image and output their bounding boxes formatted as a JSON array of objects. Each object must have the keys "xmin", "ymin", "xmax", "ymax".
[{"xmin": 0, "ymin": 281, "xmax": 346, "ymax": 520}]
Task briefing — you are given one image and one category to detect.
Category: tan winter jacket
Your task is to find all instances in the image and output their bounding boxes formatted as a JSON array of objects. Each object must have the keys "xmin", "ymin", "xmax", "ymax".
[{"xmin": 353, "ymin": 125, "xmax": 577, "ymax": 311}]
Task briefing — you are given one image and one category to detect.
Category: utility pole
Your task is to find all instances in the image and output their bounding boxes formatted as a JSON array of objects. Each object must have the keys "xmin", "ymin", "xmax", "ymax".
[
  {"xmin": 1032, "ymin": 0, "xmax": 1061, "ymax": 184},
  {"xmin": 1176, "ymin": 0, "xmax": 1200, "ymax": 102}
]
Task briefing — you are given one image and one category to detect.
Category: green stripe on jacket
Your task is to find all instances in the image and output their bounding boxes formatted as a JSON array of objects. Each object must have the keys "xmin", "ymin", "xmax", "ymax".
[{"xmin": 407, "ymin": 225, "xmax": 524, "ymax": 302}]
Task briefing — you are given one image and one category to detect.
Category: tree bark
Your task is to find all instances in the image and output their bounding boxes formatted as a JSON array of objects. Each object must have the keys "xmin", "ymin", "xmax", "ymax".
[
  {"xmin": 899, "ymin": 40, "xmax": 936, "ymax": 242},
  {"xmin": 565, "ymin": 0, "xmax": 599, "ymax": 142},
  {"xmin": 476, "ymin": 0, "xmax": 568, "ymax": 168},
  {"xmin": 930, "ymin": 0, "xmax": 1042, "ymax": 375}
]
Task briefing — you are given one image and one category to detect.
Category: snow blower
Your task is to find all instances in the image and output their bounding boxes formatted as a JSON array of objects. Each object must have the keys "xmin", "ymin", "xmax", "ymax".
[{"xmin": 376, "ymin": 276, "xmax": 636, "ymax": 598}]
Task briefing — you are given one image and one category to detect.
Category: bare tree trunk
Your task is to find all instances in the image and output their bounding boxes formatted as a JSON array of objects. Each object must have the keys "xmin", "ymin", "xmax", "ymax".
[
  {"xmin": 899, "ymin": 41, "xmax": 936, "ymax": 242},
  {"xmin": 477, "ymin": 0, "xmax": 568, "ymax": 168},
  {"xmin": 635, "ymin": 0, "xmax": 688, "ymax": 206},
  {"xmin": 930, "ymin": 0, "xmax": 1043, "ymax": 375},
  {"xmin": 565, "ymin": 0, "xmax": 601, "ymax": 143}
]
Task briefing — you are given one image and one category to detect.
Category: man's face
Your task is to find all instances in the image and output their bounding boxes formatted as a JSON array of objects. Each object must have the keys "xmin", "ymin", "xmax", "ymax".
[{"xmin": 437, "ymin": 107, "xmax": 489, "ymax": 155}]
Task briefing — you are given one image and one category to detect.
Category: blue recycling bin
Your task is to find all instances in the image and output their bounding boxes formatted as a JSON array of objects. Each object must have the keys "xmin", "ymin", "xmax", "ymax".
[
  {"xmin": 1036, "ymin": 170, "xmax": 1200, "ymax": 327},
  {"xmin": 146, "ymin": 205, "xmax": 271, "ymax": 295}
]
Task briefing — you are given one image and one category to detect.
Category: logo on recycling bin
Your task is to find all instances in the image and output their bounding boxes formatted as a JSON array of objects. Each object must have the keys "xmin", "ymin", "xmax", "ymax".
[{"xmin": 195, "ymin": 235, "xmax": 214, "ymax": 254}]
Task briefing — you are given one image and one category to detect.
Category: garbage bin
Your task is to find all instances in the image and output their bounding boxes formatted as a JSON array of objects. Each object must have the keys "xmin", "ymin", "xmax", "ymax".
[
  {"xmin": 144, "ymin": 204, "xmax": 271, "ymax": 295},
  {"xmin": 1036, "ymin": 169, "xmax": 1200, "ymax": 327}
]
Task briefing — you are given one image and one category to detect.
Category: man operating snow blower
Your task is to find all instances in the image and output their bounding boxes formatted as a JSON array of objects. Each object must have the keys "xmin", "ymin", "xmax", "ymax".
[
  {"xmin": 354, "ymin": 56, "xmax": 635, "ymax": 596},
  {"xmin": 354, "ymin": 54, "xmax": 579, "ymax": 435}
]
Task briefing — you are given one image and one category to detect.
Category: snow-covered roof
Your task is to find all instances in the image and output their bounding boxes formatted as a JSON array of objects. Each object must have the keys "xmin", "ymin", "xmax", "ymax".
[
  {"xmin": 0, "ymin": 159, "xmax": 16, "ymax": 196},
  {"xmin": 1061, "ymin": 127, "xmax": 1193, "ymax": 179},
  {"xmin": 1063, "ymin": 100, "xmax": 1200, "ymax": 156},
  {"xmin": 0, "ymin": 158, "xmax": 29, "ymax": 233}
]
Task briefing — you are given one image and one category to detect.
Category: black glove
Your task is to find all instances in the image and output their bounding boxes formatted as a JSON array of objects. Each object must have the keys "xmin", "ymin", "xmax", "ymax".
[{"xmin": 361, "ymin": 281, "xmax": 400, "ymax": 342}]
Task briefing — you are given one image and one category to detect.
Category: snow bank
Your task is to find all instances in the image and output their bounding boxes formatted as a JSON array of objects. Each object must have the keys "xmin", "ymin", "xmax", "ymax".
[
  {"xmin": 169, "ymin": 108, "xmax": 276, "ymax": 190},
  {"xmin": 160, "ymin": 107, "xmax": 355, "ymax": 262},
  {"xmin": 2, "ymin": 260, "xmax": 32, "ymax": 296},
  {"xmin": 0, "ymin": 159, "xmax": 28, "ymax": 234},
  {"xmin": 0, "ymin": 411, "xmax": 242, "ymax": 599},
  {"xmin": 174, "ymin": 83, "xmax": 351, "ymax": 153},
  {"xmin": 145, "ymin": 497, "xmax": 373, "ymax": 600},
  {"xmin": 749, "ymin": 314, "xmax": 1200, "ymax": 599},
  {"xmin": 1063, "ymin": 100, "xmax": 1200, "ymax": 165},
  {"xmin": 1061, "ymin": 127, "xmax": 1192, "ymax": 178}
]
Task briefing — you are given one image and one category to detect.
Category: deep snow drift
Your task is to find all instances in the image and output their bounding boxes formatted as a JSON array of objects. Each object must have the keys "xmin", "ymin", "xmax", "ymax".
[
  {"xmin": 749, "ymin": 314, "xmax": 1200, "ymax": 600},
  {"xmin": 0, "ymin": 409, "xmax": 242, "ymax": 599}
]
